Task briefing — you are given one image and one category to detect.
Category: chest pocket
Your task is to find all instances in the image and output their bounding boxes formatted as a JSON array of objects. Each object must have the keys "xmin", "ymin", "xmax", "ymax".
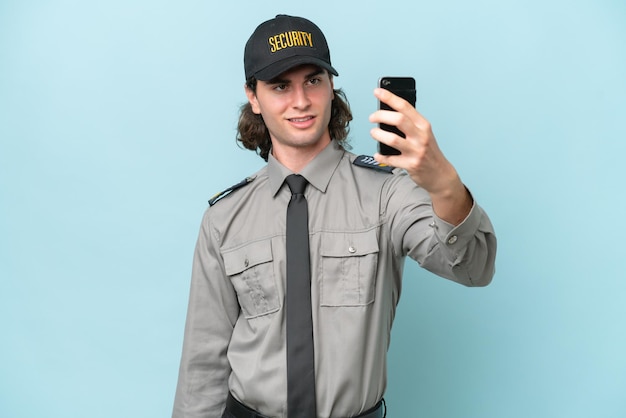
[
  {"xmin": 320, "ymin": 229, "xmax": 379, "ymax": 307},
  {"xmin": 222, "ymin": 240, "xmax": 280, "ymax": 319}
]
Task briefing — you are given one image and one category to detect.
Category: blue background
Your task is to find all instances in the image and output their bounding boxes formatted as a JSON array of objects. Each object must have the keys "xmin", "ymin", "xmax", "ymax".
[{"xmin": 1, "ymin": 1, "xmax": 625, "ymax": 417}]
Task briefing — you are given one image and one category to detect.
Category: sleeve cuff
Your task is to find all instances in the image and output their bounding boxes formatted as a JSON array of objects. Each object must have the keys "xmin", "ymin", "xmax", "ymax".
[{"xmin": 431, "ymin": 198, "xmax": 483, "ymax": 251}]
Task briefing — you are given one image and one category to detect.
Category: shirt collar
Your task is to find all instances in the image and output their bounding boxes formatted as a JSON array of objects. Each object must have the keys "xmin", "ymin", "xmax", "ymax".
[{"xmin": 268, "ymin": 140, "xmax": 345, "ymax": 196}]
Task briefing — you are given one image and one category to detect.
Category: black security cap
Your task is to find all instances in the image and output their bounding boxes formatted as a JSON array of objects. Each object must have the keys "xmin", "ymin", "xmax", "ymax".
[{"xmin": 244, "ymin": 14, "xmax": 338, "ymax": 81}]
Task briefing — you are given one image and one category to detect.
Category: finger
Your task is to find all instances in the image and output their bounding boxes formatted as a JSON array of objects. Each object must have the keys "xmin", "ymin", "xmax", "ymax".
[
  {"xmin": 368, "ymin": 109, "xmax": 404, "ymax": 126},
  {"xmin": 369, "ymin": 109, "xmax": 420, "ymax": 147},
  {"xmin": 374, "ymin": 88, "xmax": 415, "ymax": 114},
  {"xmin": 373, "ymin": 152, "xmax": 389, "ymax": 165},
  {"xmin": 374, "ymin": 88, "xmax": 426, "ymax": 124},
  {"xmin": 371, "ymin": 89, "xmax": 429, "ymax": 139},
  {"xmin": 373, "ymin": 152, "xmax": 403, "ymax": 169},
  {"xmin": 370, "ymin": 126, "xmax": 407, "ymax": 153}
]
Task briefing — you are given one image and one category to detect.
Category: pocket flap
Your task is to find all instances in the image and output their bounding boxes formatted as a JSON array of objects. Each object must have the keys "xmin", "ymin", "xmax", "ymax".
[
  {"xmin": 223, "ymin": 240, "xmax": 273, "ymax": 275},
  {"xmin": 320, "ymin": 229, "xmax": 379, "ymax": 257}
]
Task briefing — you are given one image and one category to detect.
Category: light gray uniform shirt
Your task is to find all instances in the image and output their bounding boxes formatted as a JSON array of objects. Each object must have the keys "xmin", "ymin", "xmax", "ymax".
[{"xmin": 173, "ymin": 141, "xmax": 496, "ymax": 418}]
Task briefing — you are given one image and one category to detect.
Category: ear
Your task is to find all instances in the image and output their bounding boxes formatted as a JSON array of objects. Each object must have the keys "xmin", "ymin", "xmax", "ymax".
[{"xmin": 244, "ymin": 84, "xmax": 262, "ymax": 114}]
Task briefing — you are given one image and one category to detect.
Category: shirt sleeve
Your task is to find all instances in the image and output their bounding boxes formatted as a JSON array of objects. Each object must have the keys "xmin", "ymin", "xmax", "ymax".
[
  {"xmin": 386, "ymin": 173, "xmax": 497, "ymax": 287},
  {"xmin": 172, "ymin": 209, "xmax": 240, "ymax": 417}
]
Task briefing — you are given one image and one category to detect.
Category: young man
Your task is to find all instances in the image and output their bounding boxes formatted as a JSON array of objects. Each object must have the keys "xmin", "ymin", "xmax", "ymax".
[{"xmin": 173, "ymin": 15, "xmax": 496, "ymax": 418}]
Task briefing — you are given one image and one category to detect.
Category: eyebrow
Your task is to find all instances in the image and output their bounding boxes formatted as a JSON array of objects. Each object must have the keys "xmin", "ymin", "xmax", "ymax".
[{"xmin": 266, "ymin": 68, "xmax": 325, "ymax": 85}]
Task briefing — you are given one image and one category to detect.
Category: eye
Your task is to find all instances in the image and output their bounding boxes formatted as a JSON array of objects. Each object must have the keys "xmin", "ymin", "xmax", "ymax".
[
  {"xmin": 273, "ymin": 83, "xmax": 288, "ymax": 92},
  {"xmin": 308, "ymin": 77, "xmax": 322, "ymax": 86}
]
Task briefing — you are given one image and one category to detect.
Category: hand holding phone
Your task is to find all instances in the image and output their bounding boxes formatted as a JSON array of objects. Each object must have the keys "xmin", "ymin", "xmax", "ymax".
[{"xmin": 377, "ymin": 77, "xmax": 416, "ymax": 155}]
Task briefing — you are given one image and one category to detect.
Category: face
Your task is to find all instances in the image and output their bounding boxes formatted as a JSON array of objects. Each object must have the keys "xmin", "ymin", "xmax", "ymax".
[{"xmin": 245, "ymin": 64, "xmax": 335, "ymax": 158}]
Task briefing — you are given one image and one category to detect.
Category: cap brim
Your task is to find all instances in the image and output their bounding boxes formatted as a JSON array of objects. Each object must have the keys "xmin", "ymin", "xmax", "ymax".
[{"xmin": 254, "ymin": 55, "xmax": 338, "ymax": 81}]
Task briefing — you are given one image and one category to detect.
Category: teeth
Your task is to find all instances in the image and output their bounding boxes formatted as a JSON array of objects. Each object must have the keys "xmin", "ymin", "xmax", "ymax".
[{"xmin": 290, "ymin": 117, "xmax": 312, "ymax": 122}]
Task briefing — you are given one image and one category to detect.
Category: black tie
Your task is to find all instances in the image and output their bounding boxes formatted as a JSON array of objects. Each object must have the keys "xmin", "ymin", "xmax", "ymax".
[{"xmin": 285, "ymin": 174, "xmax": 317, "ymax": 417}]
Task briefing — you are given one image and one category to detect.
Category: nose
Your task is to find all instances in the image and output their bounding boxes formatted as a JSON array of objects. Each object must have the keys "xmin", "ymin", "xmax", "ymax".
[{"xmin": 291, "ymin": 85, "xmax": 311, "ymax": 109}]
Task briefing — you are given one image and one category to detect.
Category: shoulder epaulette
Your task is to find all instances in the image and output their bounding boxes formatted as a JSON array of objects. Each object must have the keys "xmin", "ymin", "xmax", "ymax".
[
  {"xmin": 208, "ymin": 176, "xmax": 256, "ymax": 206},
  {"xmin": 352, "ymin": 155, "xmax": 394, "ymax": 173}
]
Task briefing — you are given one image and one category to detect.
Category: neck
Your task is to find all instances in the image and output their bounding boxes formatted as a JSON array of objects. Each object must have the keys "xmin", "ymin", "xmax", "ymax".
[{"xmin": 271, "ymin": 137, "xmax": 331, "ymax": 173}]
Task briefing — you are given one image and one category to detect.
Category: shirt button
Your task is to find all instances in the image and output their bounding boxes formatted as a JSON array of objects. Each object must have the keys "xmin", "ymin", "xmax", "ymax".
[
  {"xmin": 447, "ymin": 235, "xmax": 458, "ymax": 245},
  {"xmin": 348, "ymin": 246, "xmax": 356, "ymax": 254}
]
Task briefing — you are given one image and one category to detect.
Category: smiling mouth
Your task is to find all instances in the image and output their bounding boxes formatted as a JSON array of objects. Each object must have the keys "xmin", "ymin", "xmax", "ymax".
[{"xmin": 288, "ymin": 116, "xmax": 314, "ymax": 123}]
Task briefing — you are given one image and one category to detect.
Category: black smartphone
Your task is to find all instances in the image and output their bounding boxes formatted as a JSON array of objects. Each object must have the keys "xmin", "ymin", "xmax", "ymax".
[{"xmin": 378, "ymin": 76, "xmax": 416, "ymax": 155}]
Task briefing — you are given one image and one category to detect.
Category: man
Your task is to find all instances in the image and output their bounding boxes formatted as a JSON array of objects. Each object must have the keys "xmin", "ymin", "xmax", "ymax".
[{"xmin": 173, "ymin": 14, "xmax": 496, "ymax": 418}]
